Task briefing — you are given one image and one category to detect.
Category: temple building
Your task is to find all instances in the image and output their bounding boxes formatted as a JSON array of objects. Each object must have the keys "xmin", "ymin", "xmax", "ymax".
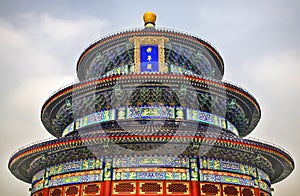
[{"xmin": 9, "ymin": 12, "xmax": 294, "ymax": 196}]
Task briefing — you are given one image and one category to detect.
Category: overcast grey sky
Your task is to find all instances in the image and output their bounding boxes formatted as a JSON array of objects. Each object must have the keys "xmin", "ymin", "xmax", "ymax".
[{"xmin": 0, "ymin": 0, "xmax": 299, "ymax": 195}]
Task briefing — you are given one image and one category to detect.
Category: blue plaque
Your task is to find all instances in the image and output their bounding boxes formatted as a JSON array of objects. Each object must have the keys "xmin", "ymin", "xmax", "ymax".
[{"xmin": 140, "ymin": 45, "xmax": 159, "ymax": 72}]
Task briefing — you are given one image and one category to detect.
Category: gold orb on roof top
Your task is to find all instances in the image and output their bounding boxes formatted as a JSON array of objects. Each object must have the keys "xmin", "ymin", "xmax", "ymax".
[{"xmin": 143, "ymin": 12, "xmax": 156, "ymax": 28}]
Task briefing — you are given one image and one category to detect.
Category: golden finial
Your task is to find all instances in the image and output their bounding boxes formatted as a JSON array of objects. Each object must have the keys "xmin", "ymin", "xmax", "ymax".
[{"xmin": 143, "ymin": 12, "xmax": 156, "ymax": 28}]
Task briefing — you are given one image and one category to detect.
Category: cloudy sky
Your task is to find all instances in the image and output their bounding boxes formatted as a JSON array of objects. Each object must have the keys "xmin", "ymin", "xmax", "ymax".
[{"xmin": 0, "ymin": 0, "xmax": 299, "ymax": 195}]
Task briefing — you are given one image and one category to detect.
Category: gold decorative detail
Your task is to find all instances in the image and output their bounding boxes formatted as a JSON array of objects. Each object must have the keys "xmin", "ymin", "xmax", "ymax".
[
  {"xmin": 143, "ymin": 12, "xmax": 156, "ymax": 28},
  {"xmin": 139, "ymin": 182, "xmax": 163, "ymax": 194},
  {"xmin": 222, "ymin": 185, "xmax": 239, "ymax": 196},
  {"xmin": 64, "ymin": 185, "xmax": 80, "ymax": 196},
  {"xmin": 166, "ymin": 182, "xmax": 190, "ymax": 195},
  {"xmin": 241, "ymin": 187, "xmax": 254, "ymax": 196},
  {"xmin": 49, "ymin": 187, "xmax": 62, "ymax": 196},
  {"xmin": 82, "ymin": 183, "xmax": 101, "ymax": 196},
  {"xmin": 129, "ymin": 36, "xmax": 169, "ymax": 73},
  {"xmin": 200, "ymin": 183, "xmax": 221, "ymax": 196},
  {"xmin": 112, "ymin": 182, "xmax": 136, "ymax": 195}
]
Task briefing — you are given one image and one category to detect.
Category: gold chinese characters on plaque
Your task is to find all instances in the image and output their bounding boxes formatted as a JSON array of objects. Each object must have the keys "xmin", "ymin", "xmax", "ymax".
[{"xmin": 129, "ymin": 36, "xmax": 169, "ymax": 73}]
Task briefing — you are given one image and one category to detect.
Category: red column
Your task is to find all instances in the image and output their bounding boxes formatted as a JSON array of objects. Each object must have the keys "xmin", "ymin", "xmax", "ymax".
[
  {"xmin": 78, "ymin": 184, "xmax": 82, "ymax": 196},
  {"xmin": 42, "ymin": 188, "xmax": 49, "ymax": 196},
  {"xmin": 191, "ymin": 181, "xmax": 199, "ymax": 196},
  {"xmin": 220, "ymin": 184, "xmax": 223, "ymax": 196},
  {"xmin": 103, "ymin": 181, "xmax": 111, "ymax": 196},
  {"xmin": 254, "ymin": 187, "xmax": 260, "ymax": 196}
]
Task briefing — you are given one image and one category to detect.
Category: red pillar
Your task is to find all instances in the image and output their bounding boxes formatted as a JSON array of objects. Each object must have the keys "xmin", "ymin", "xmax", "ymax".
[
  {"xmin": 220, "ymin": 184, "xmax": 223, "ymax": 196},
  {"xmin": 254, "ymin": 187, "xmax": 260, "ymax": 196},
  {"xmin": 191, "ymin": 181, "xmax": 199, "ymax": 196},
  {"xmin": 43, "ymin": 188, "xmax": 49, "ymax": 196},
  {"xmin": 103, "ymin": 181, "xmax": 111, "ymax": 196}
]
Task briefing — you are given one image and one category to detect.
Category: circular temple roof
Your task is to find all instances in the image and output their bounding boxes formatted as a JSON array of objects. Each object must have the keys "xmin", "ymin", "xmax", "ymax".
[
  {"xmin": 40, "ymin": 74, "xmax": 261, "ymax": 138},
  {"xmin": 8, "ymin": 127, "xmax": 294, "ymax": 184},
  {"xmin": 76, "ymin": 28, "xmax": 225, "ymax": 81}
]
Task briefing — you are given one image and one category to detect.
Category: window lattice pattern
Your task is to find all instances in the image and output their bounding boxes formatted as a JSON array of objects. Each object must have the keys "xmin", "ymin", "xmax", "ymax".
[
  {"xmin": 260, "ymin": 192, "xmax": 270, "ymax": 196},
  {"xmin": 167, "ymin": 183, "xmax": 188, "ymax": 193},
  {"xmin": 65, "ymin": 186, "xmax": 79, "ymax": 195},
  {"xmin": 242, "ymin": 188, "xmax": 254, "ymax": 196},
  {"xmin": 33, "ymin": 192, "xmax": 43, "ymax": 196},
  {"xmin": 141, "ymin": 182, "xmax": 162, "ymax": 193},
  {"xmin": 51, "ymin": 189, "xmax": 62, "ymax": 196},
  {"xmin": 202, "ymin": 184, "xmax": 219, "ymax": 194},
  {"xmin": 115, "ymin": 183, "xmax": 135, "ymax": 193},
  {"xmin": 84, "ymin": 184, "xmax": 100, "ymax": 193},
  {"xmin": 224, "ymin": 186, "xmax": 238, "ymax": 195}
]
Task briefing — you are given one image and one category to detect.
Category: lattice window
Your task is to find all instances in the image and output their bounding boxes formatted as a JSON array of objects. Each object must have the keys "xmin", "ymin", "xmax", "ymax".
[
  {"xmin": 141, "ymin": 182, "xmax": 162, "ymax": 192},
  {"xmin": 51, "ymin": 189, "xmax": 62, "ymax": 196},
  {"xmin": 167, "ymin": 183, "xmax": 188, "ymax": 193},
  {"xmin": 65, "ymin": 186, "xmax": 79, "ymax": 195},
  {"xmin": 84, "ymin": 184, "xmax": 100, "ymax": 193},
  {"xmin": 242, "ymin": 188, "xmax": 253, "ymax": 196},
  {"xmin": 224, "ymin": 186, "xmax": 238, "ymax": 195},
  {"xmin": 202, "ymin": 184, "xmax": 219, "ymax": 194},
  {"xmin": 115, "ymin": 183, "xmax": 135, "ymax": 193},
  {"xmin": 33, "ymin": 192, "xmax": 43, "ymax": 196}
]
